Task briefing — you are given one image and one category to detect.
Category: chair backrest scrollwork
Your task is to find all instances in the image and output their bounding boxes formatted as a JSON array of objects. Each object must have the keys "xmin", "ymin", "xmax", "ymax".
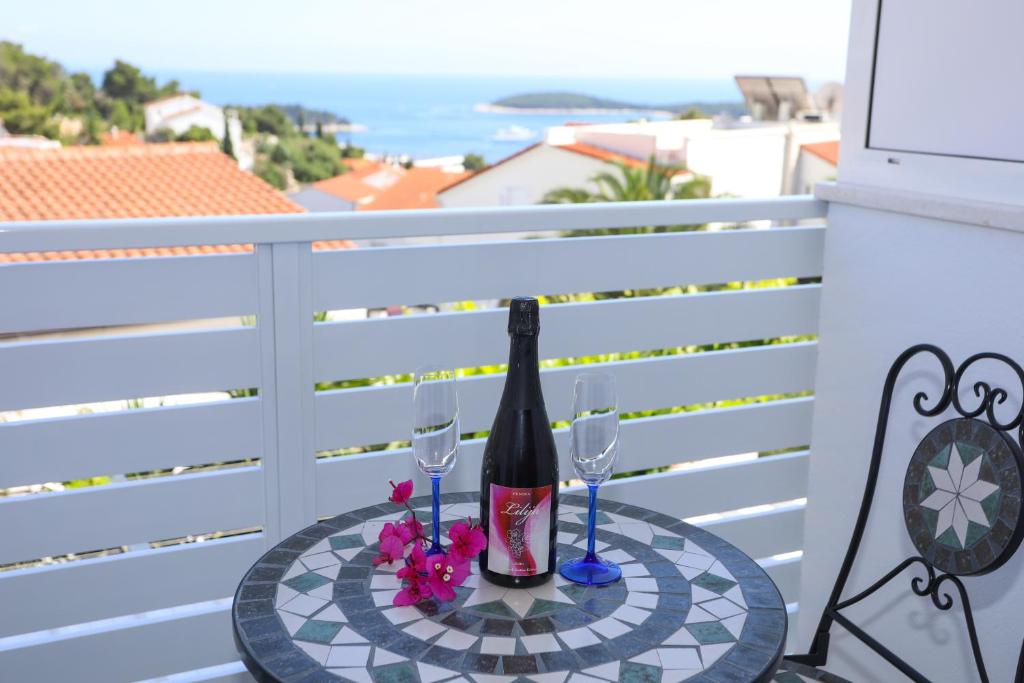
[{"xmin": 788, "ymin": 344, "xmax": 1024, "ymax": 683}]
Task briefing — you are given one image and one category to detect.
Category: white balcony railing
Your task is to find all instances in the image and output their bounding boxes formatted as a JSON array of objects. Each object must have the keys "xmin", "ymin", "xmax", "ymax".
[{"xmin": 0, "ymin": 196, "xmax": 827, "ymax": 682}]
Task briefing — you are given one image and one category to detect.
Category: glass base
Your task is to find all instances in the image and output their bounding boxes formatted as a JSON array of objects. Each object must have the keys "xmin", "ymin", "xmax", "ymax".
[{"xmin": 559, "ymin": 556, "xmax": 621, "ymax": 586}]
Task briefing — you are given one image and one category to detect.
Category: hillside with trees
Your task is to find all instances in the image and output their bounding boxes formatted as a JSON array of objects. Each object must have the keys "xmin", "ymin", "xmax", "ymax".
[{"xmin": 491, "ymin": 90, "xmax": 745, "ymax": 117}]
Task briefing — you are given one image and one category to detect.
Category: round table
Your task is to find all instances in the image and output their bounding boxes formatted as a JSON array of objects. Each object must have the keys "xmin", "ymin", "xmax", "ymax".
[{"xmin": 233, "ymin": 493, "xmax": 787, "ymax": 683}]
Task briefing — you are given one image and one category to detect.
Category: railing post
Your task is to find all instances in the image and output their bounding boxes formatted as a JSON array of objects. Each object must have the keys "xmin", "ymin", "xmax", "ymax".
[{"xmin": 256, "ymin": 242, "xmax": 317, "ymax": 546}]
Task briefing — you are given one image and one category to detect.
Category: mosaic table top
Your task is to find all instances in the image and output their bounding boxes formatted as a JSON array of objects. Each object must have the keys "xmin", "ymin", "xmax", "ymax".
[{"xmin": 233, "ymin": 493, "xmax": 787, "ymax": 683}]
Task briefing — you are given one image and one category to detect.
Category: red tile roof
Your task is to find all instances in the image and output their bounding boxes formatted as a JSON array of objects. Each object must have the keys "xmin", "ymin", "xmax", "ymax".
[
  {"xmin": 100, "ymin": 129, "xmax": 145, "ymax": 146},
  {"xmin": 313, "ymin": 160, "xmax": 468, "ymax": 210},
  {"xmin": 0, "ymin": 142, "xmax": 355, "ymax": 262},
  {"xmin": 359, "ymin": 167, "xmax": 470, "ymax": 211},
  {"xmin": 801, "ymin": 140, "xmax": 840, "ymax": 166},
  {"xmin": 438, "ymin": 141, "xmax": 668, "ymax": 195},
  {"xmin": 0, "ymin": 142, "xmax": 302, "ymax": 221}
]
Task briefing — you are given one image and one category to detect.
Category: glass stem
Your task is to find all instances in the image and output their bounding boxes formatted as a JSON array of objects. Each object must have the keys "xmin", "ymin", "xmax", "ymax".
[
  {"xmin": 429, "ymin": 476, "xmax": 443, "ymax": 555},
  {"xmin": 585, "ymin": 484, "xmax": 599, "ymax": 563}
]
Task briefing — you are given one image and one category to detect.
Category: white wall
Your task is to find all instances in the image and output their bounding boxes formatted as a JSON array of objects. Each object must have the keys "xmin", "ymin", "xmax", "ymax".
[
  {"xmin": 793, "ymin": 152, "xmax": 836, "ymax": 196},
  {"xmin": 799, "ymin": 200, "xmax": 1024, "ymax": 682},
  {"xmin": 685, "ymin": 128, "xmax": 788, "ymax": 197},
  {"xmin": 437, "ymin": 145, "xmax": 610, "ymax": 208}
]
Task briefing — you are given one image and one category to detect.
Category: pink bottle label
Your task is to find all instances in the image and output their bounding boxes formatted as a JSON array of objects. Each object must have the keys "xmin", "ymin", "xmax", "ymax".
[{"xmin": 488, "ymin": 483, "xmax": 551, "ymax": 576}]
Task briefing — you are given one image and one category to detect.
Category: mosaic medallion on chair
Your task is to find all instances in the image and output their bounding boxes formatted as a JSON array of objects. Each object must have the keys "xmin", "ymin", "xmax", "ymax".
[
  {"xmin": 253, "ymin": 493, "xmax": 785, "ymax": 682},
  {"xmin": 903, "ymin": 418, "xmax": 1024, "ymax": 575}
]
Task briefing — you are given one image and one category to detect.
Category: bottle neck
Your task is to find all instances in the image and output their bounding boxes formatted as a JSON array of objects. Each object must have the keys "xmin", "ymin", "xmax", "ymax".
[{"xmin": 504, "ymin": 333, "xmax": 543, "ymax": 409}]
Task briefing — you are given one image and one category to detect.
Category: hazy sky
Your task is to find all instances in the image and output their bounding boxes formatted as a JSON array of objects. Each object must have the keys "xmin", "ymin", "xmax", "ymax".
[{"xmin": 6, "ymin": 0, "xmax": 851, "ymax": 80}]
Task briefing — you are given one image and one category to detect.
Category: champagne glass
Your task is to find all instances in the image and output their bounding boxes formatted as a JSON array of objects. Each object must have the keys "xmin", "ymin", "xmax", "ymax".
[
  {"xmin": 413, "ymin": 367, "xmax": 459, "ymax": 555},
  {"xmin": 560, "ymin": 372, "xmax": 622, "ymax": 585}
]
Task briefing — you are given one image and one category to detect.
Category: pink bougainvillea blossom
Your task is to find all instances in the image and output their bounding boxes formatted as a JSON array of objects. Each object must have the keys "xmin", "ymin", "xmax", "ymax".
[
  {"xmin": 448, "ymin": 520, "xmax": 487, "ymax": 563},
  {"xmin": 389, "ymin": 479, "xmax": 414, "ymax": 504},
  {"xmin": 426, "ymin": 554, "xmax": 470, "ymax": 602}
]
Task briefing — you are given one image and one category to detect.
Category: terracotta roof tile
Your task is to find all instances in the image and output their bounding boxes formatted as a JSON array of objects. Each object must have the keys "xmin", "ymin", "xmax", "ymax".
[
  {"xmin": 801, "ymin": 140, "xmax": 840, "ymax": 166},
  {"xmin": 359, "ymin": 167, "xmax": 470, "ymax": 211},
  {"xmin": 555, "ymin": 142, "xmax": 651, "ymax": 169},
  {"xmin": 0, "ymin": 142, "xmax": 356, "ymax": 261}
]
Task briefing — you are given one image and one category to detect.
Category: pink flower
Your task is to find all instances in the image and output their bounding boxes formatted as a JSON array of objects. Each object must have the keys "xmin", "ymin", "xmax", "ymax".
[
  {"xmin": 373, "ymin": 534, "xmax": 405, "ymax": 566},
  {"xmin": 389, "ymin": 479, "xmax": 414, "ymax": 504},
  {"xmin": 397, "ymin": 544, "xmax": 428, "ymax": 581},
  {"xmin": 426, "ymin": 554, "xmax": 470, "ymax": 602},
  {"xmin": 401, "ymin": 516, "xmax": 424, "ymax": 542},
  {"xmin": 394, "ymin": 574, "xmax": 432, "ymax": 605},
  {"xmin": 448, "ymin": 520, "xmax": 487, "ymax": 563}
]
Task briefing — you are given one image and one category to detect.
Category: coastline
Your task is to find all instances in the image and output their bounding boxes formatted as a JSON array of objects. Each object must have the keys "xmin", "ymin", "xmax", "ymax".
[{"xmin": 474, "ymin": 103, "xmax": 675, "ymax": 117}]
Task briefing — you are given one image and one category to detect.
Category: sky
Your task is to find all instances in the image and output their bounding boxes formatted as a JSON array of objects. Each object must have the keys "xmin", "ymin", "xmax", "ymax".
[{"xmin": 6, "ymin": 0, "xmax": 851, "ymax": 81}]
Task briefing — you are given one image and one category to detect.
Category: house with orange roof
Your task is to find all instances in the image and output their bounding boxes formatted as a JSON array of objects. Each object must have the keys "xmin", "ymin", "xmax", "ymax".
[
  {"xmin": 794, "ymin": 140, "xmax": 840, "ymax": 194},
  {"xmin": 143, "ymin": 94, "xmax": 248, "ymax": 168},
  {"xmin": 289, "ymin": 158, "xmax": 468, "ymax": 215}
]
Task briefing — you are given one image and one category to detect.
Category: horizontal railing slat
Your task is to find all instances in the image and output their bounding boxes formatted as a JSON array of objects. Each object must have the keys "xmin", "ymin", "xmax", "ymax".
[
  {"xmin": 314, "ymin": 285, "xmax": 820, "ymax": 381},
  {"xmin": 0, "ymin": 196, "xmax": 826, "ymax": 251},
  {"xmin": 313, "ymin": 226, "xmax": 825, "ymax": 310},
  {"xmin": 0, "ymin": 601, "xmax": 238, "ymax": 683},
  {"xmin": 315, "ymin": 399, "xmax": 812, "ymax": 517},
  {"xmin": 316, "ymin": 342, "xmax": 816, "ymax": 449},
  {"xmin": 0, "ymin": 398, "xmax": 261, "ymax": 488},
  {"xmin": 0, "ymin": 467, "xmax": 263, "ymax": 566},
  {"xmin": 0, "ymin": 534, "xmax": 264, "ymax": 637},
  {"xmin": 0, "ymin": 254, "xmax": 256, "ymax": 334},
  {"xmin": 597, "ymin": 451, "xmax": 809, "ymax": 519},
  {"xmin": 699, "ymin": 503, "xmax": 806, "ymax": 561},
  {"xmin": 0, "ymin": 327, "xmax": 259, "ymax": 411}
]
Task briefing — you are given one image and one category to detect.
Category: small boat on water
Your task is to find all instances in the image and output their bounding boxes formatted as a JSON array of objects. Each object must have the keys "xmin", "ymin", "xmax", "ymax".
[{"xmin": 491, "ymin": 125, "xmax": 536, "ymax": 142}]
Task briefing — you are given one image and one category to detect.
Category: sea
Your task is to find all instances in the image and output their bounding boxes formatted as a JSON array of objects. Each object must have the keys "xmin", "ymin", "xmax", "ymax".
[{"xmin": 144, "ymin": 71, "xmax": 744, "ymax": 162}]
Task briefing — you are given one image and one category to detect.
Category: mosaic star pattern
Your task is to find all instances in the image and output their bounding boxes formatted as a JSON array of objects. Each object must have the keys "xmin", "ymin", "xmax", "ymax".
[
  {"xmin": 903, "ymin": 418, "xmax": 1024, "ymax": 575},
  {"xmin": 234, "ymin": 493, "xmax": 787, "ymax": 682}
]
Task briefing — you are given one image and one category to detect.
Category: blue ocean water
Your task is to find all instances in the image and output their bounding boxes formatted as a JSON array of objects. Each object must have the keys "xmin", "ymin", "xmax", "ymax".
[{"xmin": 149, "ymin": 72, "xmax": 743, "ymax": 161}]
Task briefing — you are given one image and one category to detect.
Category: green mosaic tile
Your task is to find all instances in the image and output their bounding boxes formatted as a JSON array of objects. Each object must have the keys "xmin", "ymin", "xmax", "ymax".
[
  {"xmin": 371, "ymin": 661, "xmax": 418, "ymax": 683},
  {"xmin": 577, "ymin": 511, "xmax": 613, "ymax": 525},
  {"xmin": 473, "ymin": 600, "xmax": 517, "ymax": 618},
  {"xmin": 526, "ymin": 598, "xmax": 566, "ymax": 618},
  {"xmin": 651, "ymin": 535, "xmax": 686, "ymax": 550},
  {"xmin": 283, "ymin": 571, "xmax": 332, "ymax": 592},
  {"xmin": 690, "ymin": 572, "xmax": 737, "ymax": 595},
  {"xmin": 620, "ymin": 661, "xmax": 662, "ymax": 683},
  {"xmin": 686, "ymin": 621, "xmax": 736, "ymax": 645},
  {"xmin": 293, "ymin": 619, "xmax": 342, "ymax": 644},
  {"xmin": 330, "ymin": 534, "xmax": 365, "ymax": 550}
]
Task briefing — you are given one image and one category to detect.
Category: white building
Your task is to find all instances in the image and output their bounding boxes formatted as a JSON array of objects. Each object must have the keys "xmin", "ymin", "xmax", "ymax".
[
  {"xmin": 143, "ymin": 94, "xmax": 248, "ymax": 169},
  {"xmin": 439, "ymin": 117, "xmax": 839, "ymax": 208}
]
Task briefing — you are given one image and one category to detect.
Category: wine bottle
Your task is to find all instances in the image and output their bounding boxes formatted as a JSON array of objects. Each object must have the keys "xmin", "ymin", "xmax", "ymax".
[{"xmin": 479, "ymin": 297, "xmax": 559, "ymax": 588}]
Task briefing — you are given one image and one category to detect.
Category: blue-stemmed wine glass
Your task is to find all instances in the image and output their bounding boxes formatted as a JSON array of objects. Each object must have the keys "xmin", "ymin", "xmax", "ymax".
[
  {"xmin": 412, "ymin": 367, "xmax": 459, "ymax": 556},
  {"xmin": 560, "ymin": 372, "xmax": 622, "ymax": 585}
]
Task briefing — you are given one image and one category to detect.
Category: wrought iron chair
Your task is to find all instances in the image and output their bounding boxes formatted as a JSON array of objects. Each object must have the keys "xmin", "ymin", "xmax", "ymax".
[{"xmin": 772, "ymin": 345, "xmax": 1024, "ymax": 683}]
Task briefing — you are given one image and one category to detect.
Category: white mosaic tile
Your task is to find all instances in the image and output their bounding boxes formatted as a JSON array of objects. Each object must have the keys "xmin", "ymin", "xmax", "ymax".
[
  {"xmin": 630, "ymin": 650, "xmax": 661, "ymax": 666},
  {"xmin": 403, "ymin": 618, "xmax": 446, "ymax": 641},
  {"xmin": 624, "ymin": 578, "xmax": 658, "ymax": 592},
  {"xmin": 302, "ymin": 551, "xmax": 341, "ymax": 570},
  {"xmin": 303, "ymin": 539, "xmax": 331, "ymax": 556},
  {"xmin": 684, "ymin": 539, "xmax": 713, "ymax": 558},
  {"xmin": 521, "ymin": 633, "xmax": 561, "ymax": 653},
  {"xmin": 275, "ymin": 584, "xmax": 298, "ymax": 607},
  {"xmin": 527, "ymin": 581, "xmax": 574, "ymax": 604},
  {"xmin": 480, "ymin": 636, "xmax": 516, "ymax": 655},
  {"xmin": 600, "ymin": 548, "xmax": 635, "ymax": 563},
  {"xmin": 684, "ymin": 605, "xmax": 717, "ymax": 624},
  {"xmin": 661, "ymin": 669, "xmax": 702, "ymax": 683},
  {"xmin": 655, "ymin": 548, "xmax": 685, "ymax": 563},
  {"xmin": 373, "ymin": 648, "xmax": 406, "ymax": 666},
  {"xmin": 709, "ymin": 560, "xmax": 735, "ymax": 581},
  {"xmin": 702, "ymin": 598, "xmax": 744, "ymax": 619},
  {"xmin": 582, "ymin": 661, "xmax": 620, "ymax": 680},
  {"xmin": 335, "ymin": 547, "xmax": 362, "ymax": 562},
  {"xmin": 282, "ymin": 562, "xmax": 306, "ymax": 581},
  {"xmin": 676, "ymin": 565, "xmax": 704, "ymax": 580},
  {"xmin": 723, "ymin": 585, "xmax": 746, "ymax": 607},
  {"xmin": 664, "ymin": 626, "xmax": 700, "ymax": 646},
  {"xmin": 676, "ymin": 552, "xmax": 714, "ymax": 571},
  {"xmin": 418, "ymin": 661, "xmax": 461, "ymax": 683},
  {"xmin": 381, "ymin": 606, "xmax": 421, "ymax": 624},
  {"xmin": 573, "ymin": 538, "xmax": 609, "ymax": 551},
  {"xmin": 326, "ymin": 645, "xmax": 371, "ymax": 667},
  {"xmin": 690, "ymin": 585, "xmax": 719, "ymax": 604},
  {"xmin": 296, "ymin": 641, "xmax": 330, "ymax": 665},
  {"xmin": 503, "ymin": 589, "xmax": 536, "ymax": 617},
  {"xmin": 280, "ymin": 594, "xmax": 329, "ymax": 617},
  {"xmin": 530, "ymin": 674, "xmax": 569, "ymax": 683},
  {"xmin": 371, "ymin": 574, "xmax": 401, "ymax": 589},
  {"xmin": 566, "ymin": 675, "xmax": 605, "ymax": 683},
  {"xmin": 331, "ymin": 626, "xmax": 368, "ymax": 644},
  {"xmin": 372, "ymin": 589, "xmax": 401, "ymax": 607},
  {"xmin": 308, "ymin": 582, "xmax": 335, "ymax": 601},
  {"xmin": 435, "ymin": 629, "xmax": 478, "ymax": 650},
  {"xmin": 328, "ymin": 668, "xmax": 372, "ymax": 683},
  {"xmin": 722, "ymin": 613, "xmax": 746, "ymax": 638},
  {"xmin": 700, "ymin": 642, "xmax": 733, "ymax": 667},
  {"xmin": 611, "ymin": 604, "xmax": 651, "ymax": 625},
  {"xmin": 314, "ymin": 603, "xmax": 347, "ymax": 623},
  {"xmin": 279, "ymin": 610, "xmax": 306, "ymax": 636},
  {"xmin": 589, "ymin": 617, "xmax": 631, "ymax": 639},
  {"xmin": 558, "ymin": 627, "xmax": 600, "ymax": 648},
  {"xmin": 557, "ymin": 531, "xmax": 579, "ymax": 544},
  {"xmin": 626, "ymin": 591, "xmax": 659, "ymax": 609},
  {"xmin": 619, "ymin": 563, "xmax": 651, "ymax": 578},
  {"xmin": 657, "ymin": 647, "xmax": 701, "ymax": 670},
  {"xmin": 618, "ymin": 523, "xmax": 655, "ymax": 544},
  {"xmin": 315, "ymin": 565, "xmax": 341, "ymax": 580}
]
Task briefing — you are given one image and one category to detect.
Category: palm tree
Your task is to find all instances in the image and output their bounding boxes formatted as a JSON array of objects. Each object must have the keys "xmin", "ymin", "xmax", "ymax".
[{"xmin": 542, "ymin": 156, "xmax": 710, "ymax": 204}]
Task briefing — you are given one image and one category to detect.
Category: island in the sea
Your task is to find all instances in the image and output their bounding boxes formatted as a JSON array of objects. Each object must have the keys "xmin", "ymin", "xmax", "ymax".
[{"xmin": 479, "ymin": 91, "xmax": 746, "ymax": 117}]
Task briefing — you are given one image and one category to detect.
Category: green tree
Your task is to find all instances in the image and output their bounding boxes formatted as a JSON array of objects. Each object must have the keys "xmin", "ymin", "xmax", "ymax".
[
  {"xmin": 254, "ymin": 158, "xmax": 287, "ymax": 190},
  {"xmin": 462, "ymin": 152, "xmax": 486, "ymax": 171},
  {"xmin": 340, "ymin": 142, "xmax": 365, "ymax": 158},
  {"xmin": 101, "ymin": 60, "xmax": 158, "ymax": 103},
  {"xmin": 676, "ymin": 106, "xmax": 707, "ymax": 120},
  {"xmin": 0, "ymin": 89, "xmax": 51, "ymax": 134},
  {"xmin": 176, "ymin": 125, "xmax": 216, "ymax": 142},
  {"xmin": 107, "ymin": 99, "xmax": 137, "ymax": 131},
  {"xmin": 315, "ymin": 121, "xmax": 324, "ymax": 138},
  {"xmin": 222, "ymin": 118, "xmax": 236, "ymax": 159}
]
